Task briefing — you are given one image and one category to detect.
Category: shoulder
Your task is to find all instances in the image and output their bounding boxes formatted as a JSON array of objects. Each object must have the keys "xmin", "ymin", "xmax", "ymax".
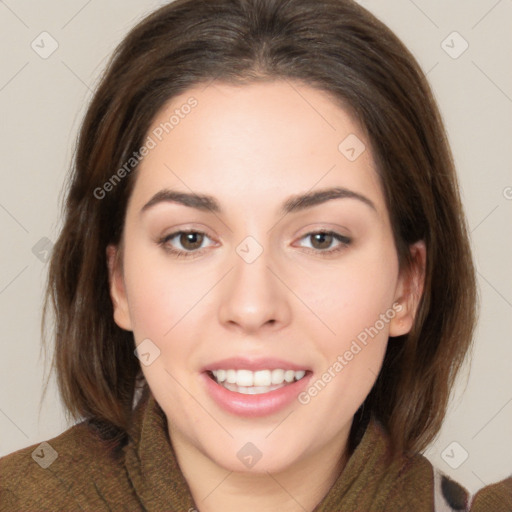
[
  {"xmin": 469, "ymin": 476, "xmax": 512, "ymax": 512},
  {"xmin": 382, "ymin": 449, "xmax": 472, "ymax": 511},
  {"xmin": 0, "ymin": 419, "xmax": 139, "ymax": 511},
  {"xmin": 431, "ymin": 468, "xmax": 512, "ymax": 511},
  {"xmin": 383, "ymin": 454, "xmax": 511, "ymax": 512},
  {"xmin": 380, "ymin": 449, "xmax": 436, "ymax": 509}
]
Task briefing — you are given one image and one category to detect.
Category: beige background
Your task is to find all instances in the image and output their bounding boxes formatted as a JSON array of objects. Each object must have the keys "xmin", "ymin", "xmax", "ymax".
[{"xmin": 0, "ymin": 0, "xmax": 511, "ymax": 496}]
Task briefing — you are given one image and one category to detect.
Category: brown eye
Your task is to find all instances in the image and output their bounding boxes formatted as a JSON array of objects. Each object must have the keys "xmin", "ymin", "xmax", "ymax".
[
  {"xmin": 158, "ymin": 229, "xmax": 215, "ymax": 259},
  {"xmin": 310, "ymin": 232, "xmax": 335, "ymax": 250},
  {"xmin": 297, "ymin": 230, "xmax": 352, "ymax": 257},
  {"xmin": 178, "ymin": 231, "xmax": 204, "ymax": 250}
]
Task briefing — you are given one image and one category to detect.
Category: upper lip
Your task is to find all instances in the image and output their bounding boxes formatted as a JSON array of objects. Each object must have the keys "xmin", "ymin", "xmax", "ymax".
[{"xmin": 201, "ymin": 357, "xmax": 311, "ymax": 372}]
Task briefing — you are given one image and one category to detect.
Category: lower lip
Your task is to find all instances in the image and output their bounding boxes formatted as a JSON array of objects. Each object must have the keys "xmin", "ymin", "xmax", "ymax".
[{"xmin": 201, "ymin": 372, "xmax": 312, "ymax": 417}]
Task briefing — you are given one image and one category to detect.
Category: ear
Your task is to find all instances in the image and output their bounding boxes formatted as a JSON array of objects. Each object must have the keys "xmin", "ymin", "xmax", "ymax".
[
  {"xmin": 106, "ymin": 244, "xmax": 133, "ymax": 331},
  {"xmin": 388, "ymin": 240, "xmax": 426, "ymax": 337}
]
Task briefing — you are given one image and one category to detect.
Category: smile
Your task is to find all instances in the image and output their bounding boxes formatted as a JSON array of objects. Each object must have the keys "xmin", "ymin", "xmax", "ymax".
[{"xmin": 208, "ymin": 369, "xmax": 307, "ymax": 395}]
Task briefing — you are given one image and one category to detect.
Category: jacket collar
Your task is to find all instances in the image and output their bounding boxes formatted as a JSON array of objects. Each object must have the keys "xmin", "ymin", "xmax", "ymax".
[
  {"xmin": 124, "ymin": 386, "xmax": 197, "ymax": 511},
  {"xmin": 123, "ymin": 386, "xmax": 433, "ymax": 511}
]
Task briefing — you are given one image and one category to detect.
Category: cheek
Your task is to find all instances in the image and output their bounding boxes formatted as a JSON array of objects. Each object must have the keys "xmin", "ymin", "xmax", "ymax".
[
  {"xmin": 301, "ymin": 239, "xmax": 399, "ymax": 343},
  {"xmin": 295, "ymin": 236, "xmax": 398, "ymax": 410},
  {"xmin": 122, "ymin": 241, "xmax": 209, "ymax": 338},
  {"xmin": 122, "ymin": 249, "xmax": 204, "ymax": 397}
]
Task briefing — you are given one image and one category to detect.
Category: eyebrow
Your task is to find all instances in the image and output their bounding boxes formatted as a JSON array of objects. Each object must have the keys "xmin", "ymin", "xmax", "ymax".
[{"xmin": 140, "ymin": 186, "xmax": 377, "ymax": 216}]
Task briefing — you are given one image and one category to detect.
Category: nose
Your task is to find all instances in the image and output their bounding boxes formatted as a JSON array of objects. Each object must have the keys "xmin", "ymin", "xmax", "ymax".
[{"xmin": 217, "ymin": 244, "xmax": 291, "ymax": 334}]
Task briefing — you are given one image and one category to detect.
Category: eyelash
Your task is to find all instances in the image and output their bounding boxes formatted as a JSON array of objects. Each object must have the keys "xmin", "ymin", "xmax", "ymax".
[{"xmin": 157, "ymin": 229, "xmax": 352, "ymax": 259}]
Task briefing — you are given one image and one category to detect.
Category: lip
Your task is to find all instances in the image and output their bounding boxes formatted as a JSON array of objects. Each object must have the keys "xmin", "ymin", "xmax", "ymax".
[
  {"xmin": 200, "ymin": 357, "xmax": 311, "ymax": 372},
  {"xmin": 201, "ymin": 369, "xmax": 313, "ymax": 417}
]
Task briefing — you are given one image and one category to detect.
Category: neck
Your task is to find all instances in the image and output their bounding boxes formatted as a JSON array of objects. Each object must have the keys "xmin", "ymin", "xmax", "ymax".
[{"xmin": 168, "ymin": 423, "xmax": 352, "ymax": 512}]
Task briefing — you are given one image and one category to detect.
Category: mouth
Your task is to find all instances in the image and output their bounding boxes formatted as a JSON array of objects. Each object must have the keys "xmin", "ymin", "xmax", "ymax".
[
  {"xmin": 200, "ymin": 357, "xmax": 313, "ymax": 416},
  {"xmin": 205, "ymin": 368, "xmax": 310, "ymax": 395}
]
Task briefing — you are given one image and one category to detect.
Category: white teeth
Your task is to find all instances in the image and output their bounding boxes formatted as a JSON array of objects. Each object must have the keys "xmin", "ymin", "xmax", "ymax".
[
  {"xmin": 284, "ymin": 370, "xmax": 295, "ymax": 383},
  {"xmin": 237, "ymin": 369, "xmax": 253, "ymax": 387},
  {"xmin": 294, "ymin": 370, "xmax": 306, "ymax": 380},
  {"xmin": 253, "ymin": 370, "xmax": 272, "ymax": 386},
  {"xmin": 271, "ymin": 369, "xmax": 284, "ymax": 384},
  {"xmin": 221, "ymin": 382, "xmax": 286, "ymax": 394},
  {"xmin": 210, "ymin": 368, "xmax": 307, "ymax": 388}
]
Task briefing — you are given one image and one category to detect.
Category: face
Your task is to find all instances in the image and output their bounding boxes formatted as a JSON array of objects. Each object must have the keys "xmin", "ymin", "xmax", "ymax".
[{"xmin": 108, "ymin": 80, "xmax": 425, "ymax": 475}]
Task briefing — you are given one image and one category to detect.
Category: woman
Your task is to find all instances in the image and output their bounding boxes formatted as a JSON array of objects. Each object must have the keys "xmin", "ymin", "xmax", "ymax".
[{"xmin": 0, "ymin": 0, "xmax": 510, "ymax": 510}]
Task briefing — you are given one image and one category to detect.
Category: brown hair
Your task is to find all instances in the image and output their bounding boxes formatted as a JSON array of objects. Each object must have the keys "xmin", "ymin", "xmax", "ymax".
[{"xmin": 42, "ymin": 0, "xmax": 477, "ymax": 457}]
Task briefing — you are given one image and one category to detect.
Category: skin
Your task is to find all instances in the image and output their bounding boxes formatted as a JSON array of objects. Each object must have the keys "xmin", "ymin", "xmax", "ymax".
[{"xmin": 107, "ymin": 80, "xmax": 425, "ymax": 512}]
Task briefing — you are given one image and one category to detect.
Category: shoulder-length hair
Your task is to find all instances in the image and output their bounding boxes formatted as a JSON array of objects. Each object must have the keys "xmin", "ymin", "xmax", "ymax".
[{"xmin": 42, "ymin": 0, "xmax": 477, "ymax": 457}]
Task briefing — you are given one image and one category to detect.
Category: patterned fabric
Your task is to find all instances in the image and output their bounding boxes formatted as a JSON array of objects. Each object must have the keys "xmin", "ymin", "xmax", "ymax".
[
  {"xmin": 432, "ymin": 464, "xmax": 512, "ymax": 511},
  {"xmin": 433, "ymin": 466, "xmax": 471, "ymax": 511}
]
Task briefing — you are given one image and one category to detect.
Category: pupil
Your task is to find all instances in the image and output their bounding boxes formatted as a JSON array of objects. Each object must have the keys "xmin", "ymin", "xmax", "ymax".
[
  {"xmin": 182, "ymin": 232, "xmax": 202, "ymax": 249},
  {"xmin": 313, "ymin": 233, "xmax": 331, "ymax": 249}
]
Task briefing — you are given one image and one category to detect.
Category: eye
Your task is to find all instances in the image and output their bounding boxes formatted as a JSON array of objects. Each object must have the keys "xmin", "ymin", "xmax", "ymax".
[
  {"xmin": 158, "ymin": 230, "xmax": 215, "ymax": 259},
  {"xmin": 296, "ymin": 230, "xmax": 352, "ymax": 256},
  {"xmin": 158, "ymin": 229, "xmax": 352, "ymax": 259}
]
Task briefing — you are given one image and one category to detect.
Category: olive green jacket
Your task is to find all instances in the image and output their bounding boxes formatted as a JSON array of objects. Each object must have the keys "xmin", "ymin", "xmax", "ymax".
[{"xmin": 1, "ymin": 389, "xmax": 510, "ymax": 511}]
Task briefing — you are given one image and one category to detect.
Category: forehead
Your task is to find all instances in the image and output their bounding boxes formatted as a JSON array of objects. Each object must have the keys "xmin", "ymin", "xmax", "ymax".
[{"xmin": 130, "ymin": 80, "xmax": 385, "ymax": 217}]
